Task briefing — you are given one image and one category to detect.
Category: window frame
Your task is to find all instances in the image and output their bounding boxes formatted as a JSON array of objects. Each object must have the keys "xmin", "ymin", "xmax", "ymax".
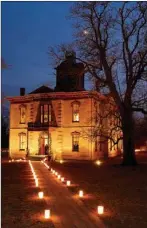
[
  {"xmin": 71, "ymin": 131, "xmax": 80, "ymax": 152},
  {"xmin": 19, "ymin": 105, "xmax": 26, "ymax": 124},
  {"xmin": 40, "ymin": 104, "xmax": 52, "ymax": 124},
  {"xmin": 71, "ymin": 101, "xmax": 80, "ymax": 123},
  {"xmin": 18, "ymin": 132, "xmax": 26, "ymax": 150}
]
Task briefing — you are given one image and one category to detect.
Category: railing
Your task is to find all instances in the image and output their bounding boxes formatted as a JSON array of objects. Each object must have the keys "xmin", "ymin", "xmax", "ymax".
[{"xmin": 28, "ymin": 122, "xmax": 49, "ymax": 128}]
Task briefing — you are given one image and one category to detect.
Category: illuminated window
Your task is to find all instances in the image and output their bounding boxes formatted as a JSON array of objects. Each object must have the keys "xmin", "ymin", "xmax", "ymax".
[
  {"xmin": 72, "ymin": 132, "xmax": 80, "ymax": 152},
  {"xmin": 20, "ymin": 105, "xmax": 26, "ymax": 124},
  {"xmin": 41, "ymin": 104, "xmax": 52, "ymax": 123},
  {"xmin": 71, "ymin": 101, "xmax": 80, "ymax": 122},
  {"xmin": 19, "ymin": 132, "xmax": 26, "ymax": 150}
]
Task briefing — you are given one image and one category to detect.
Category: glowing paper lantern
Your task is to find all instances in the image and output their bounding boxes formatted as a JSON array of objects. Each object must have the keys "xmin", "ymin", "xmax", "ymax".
[
  {"xmin": 67, "ymin": 181, "xmax": 71, "ymax": 186},
  {"xmin": 35, "ymin": 179, "xmax": 39, "ymax": 187},
  {"xmin": 97, "ymin": 206, "xmax": 104, "ymax": 215},
  {"xmin": 96, "ymin": 160, "xmax": 101, "ymax": 166},
  {"xmin": 44, "ymin": 209, "xmax": 50, "ymax": 219},
  {"xmin": 38, "ymin": 192, "xmax": 44, "ymax": 199},
  {"xmin": 61, "ymin": 177, "xmax": 64, "ymax": 182},
  {"xmin": 79, "ymin": 190, "xmax": 84, "ymax": 197}
]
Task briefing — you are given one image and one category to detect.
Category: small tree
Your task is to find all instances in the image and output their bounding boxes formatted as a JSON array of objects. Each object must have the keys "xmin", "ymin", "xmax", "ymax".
[{"xmin": 49, "ymin": 2, "xmax": 147, "ymax": 165}]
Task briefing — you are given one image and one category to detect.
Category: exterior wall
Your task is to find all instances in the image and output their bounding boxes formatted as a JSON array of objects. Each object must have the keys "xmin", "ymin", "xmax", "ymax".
[
  {"xmin": 8, "ymin": 91, "xmax": 122, "ymax": 160},
  {"xmin": 9, "ymin": 129, "xmax": 27, "ymax": 158},
  {"xmin": 9, "ymin": 102, "xmax": 28, "ymax": 158},
  {"xmin": 50, "ymin": 127, "xmax": 94, "ymax": 161}
]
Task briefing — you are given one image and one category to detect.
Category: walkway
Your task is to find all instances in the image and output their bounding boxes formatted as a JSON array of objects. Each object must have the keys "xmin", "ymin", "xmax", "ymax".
[{"xmin": 32, "ymin": 161, "xmax": 106, "ymax": 228}]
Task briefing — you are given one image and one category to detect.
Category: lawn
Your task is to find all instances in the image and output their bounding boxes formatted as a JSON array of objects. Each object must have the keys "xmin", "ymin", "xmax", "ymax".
[
  {"xmin": 1, "ymin": 161, "xmax": 55, "ymax": 228},
  {"xmin": 49, "ymin": 153, "xmax": 147, "ymax": 228}
]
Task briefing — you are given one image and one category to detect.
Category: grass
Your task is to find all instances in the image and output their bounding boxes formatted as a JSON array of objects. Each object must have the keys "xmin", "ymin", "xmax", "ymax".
[
  {"xmin": 49, "ymin": 153, "xmax": 147, "ymax": 228},
  {"xmin": 1, "ymin": 161, "xmax": 55, "ymax": 228}
]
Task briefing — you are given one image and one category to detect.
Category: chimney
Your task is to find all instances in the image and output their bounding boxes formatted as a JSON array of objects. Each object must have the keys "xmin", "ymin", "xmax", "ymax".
[{"xmin": 20, "ymin": 88, "xmax": 25, "ymax": 96}]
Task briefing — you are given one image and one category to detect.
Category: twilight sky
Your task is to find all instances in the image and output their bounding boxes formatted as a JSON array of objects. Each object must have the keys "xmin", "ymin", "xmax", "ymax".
[{"xmin": 2, "ymin": 1, "xmax": 74, "ymax": 95}]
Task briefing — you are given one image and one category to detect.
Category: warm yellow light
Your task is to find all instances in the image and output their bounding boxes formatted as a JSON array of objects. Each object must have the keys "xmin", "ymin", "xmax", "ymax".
[
  {"xmin": 97, "ymin": 206, "xmax": 104, "ymax": 214},
  {"xmin": 60, "ymin": 160, "xmax": 63, "ymax": 164},
  {"xmin": 38, "ymin": 192, "xmax": 44, "ymax": 199},
  {"xmin": 61, "ymin": 177, "xmax": 64, "ymax": 182},
  {"xmin": 55, "ymin": 172, "xmax": 58, "ymax": 176},
  {"xmin": 58, "ymin": 175, "xmax": 61, "ymax": 179},
  {"xmin": 96, "ymin": 160, "xmax": 101, "ymax": 166},
  {"xmin": 79, "ymin": 190, "xmax": 84, "ymax": 197},
  {"xmin": 44, "ymin": 209, "xmax": 50, "ymax": 219},
  {"xmin": 35, "ymin": 179, "xmax": 39, "ymax": 187},
  {"xmin": 67, "ymin": 180, "xmax": 71, "ymax": 186},
  {"xmin": 9, "ymin": 160, "xmax": 11, "ymax": 163}
]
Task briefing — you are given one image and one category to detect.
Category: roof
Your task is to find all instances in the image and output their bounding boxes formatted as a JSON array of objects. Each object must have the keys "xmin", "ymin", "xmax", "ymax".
[{"xmin": 29, "ymin": 85, "xmax": 54, "ymax": 94}]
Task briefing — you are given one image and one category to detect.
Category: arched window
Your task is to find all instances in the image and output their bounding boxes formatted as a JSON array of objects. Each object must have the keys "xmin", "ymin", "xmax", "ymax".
[
  {"xmin": 71, "ymin": 131, "xmax": 80, "ymax": 152},
  {"xmin": 71, "ymin": 101, "xmax": 80, "ymax": 122},
  {"xmin": 19, "ymin": 105, "xmax": 26, "ymax": 124},
  {"xmin": 18, "ymin": 132, "xmax": 26, "ymax": 150}
]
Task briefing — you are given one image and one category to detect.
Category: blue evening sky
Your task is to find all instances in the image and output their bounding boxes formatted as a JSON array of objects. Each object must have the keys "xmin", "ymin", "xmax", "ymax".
[{"xmin": 2, "ymin": 1, "xmax": 74, "ymax": 95}]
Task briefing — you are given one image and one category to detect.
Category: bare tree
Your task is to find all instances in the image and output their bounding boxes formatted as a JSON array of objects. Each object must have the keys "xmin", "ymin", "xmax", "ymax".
[{"xmin": 49, "ymin": 2, "xmax": 147, "ymax": 165}]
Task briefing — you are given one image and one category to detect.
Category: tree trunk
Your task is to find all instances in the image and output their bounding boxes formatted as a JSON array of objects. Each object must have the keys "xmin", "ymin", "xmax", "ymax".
[{"xmin": 121, "ymin": 112, "xmax": 137, "ymax": 166}]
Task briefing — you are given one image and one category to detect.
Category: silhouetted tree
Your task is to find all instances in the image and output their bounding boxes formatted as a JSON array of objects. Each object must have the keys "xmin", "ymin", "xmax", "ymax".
[{"xmin": 49, "ymin": 2, "xmax": 147, "ymax": 165}]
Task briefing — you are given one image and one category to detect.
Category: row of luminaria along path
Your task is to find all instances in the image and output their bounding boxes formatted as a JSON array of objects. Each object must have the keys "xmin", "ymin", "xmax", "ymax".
[
  {"xmin": 41, "ymin": 159, "xmax": 105, "ymax": 220},
  {"xmin": 8, "ymin": 158, "xmax": 105, "ymax": 227}
]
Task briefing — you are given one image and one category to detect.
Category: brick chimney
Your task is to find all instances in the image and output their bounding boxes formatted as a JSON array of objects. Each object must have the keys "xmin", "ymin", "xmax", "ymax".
[{"xmin": 20, "ymin": 88, "xmax": 25, "ymax": 96}]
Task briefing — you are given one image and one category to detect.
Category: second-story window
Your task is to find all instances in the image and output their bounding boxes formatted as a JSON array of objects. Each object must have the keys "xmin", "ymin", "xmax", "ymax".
[
  {"xmin": 20, "ymin": 105, "xmax": 26, "ymax": 124},
  {"xmin": 72, "ymin": 101, "xmax": 80, "ymax": 122},
  {"xmin": 41, "ymin": 104, "xmax": 52, "ymax": 123}
]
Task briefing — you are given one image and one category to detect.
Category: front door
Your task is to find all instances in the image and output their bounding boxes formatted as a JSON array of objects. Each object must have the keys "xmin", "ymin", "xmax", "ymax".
[{"xmin": 39, "ymin": 132, "xmax": 49, "ymax": 155}]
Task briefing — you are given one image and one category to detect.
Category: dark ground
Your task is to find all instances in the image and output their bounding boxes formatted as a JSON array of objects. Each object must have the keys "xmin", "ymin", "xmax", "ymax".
[
  {"xmin": 2, "ymin": 153, "xmax": 147, "ymax": 228},
  {"xmin": 49, "ymin": 153, "xmax": 147, "ymax": 228},
  {"xmin": 1, "ymin": 161, "xmax": 55, "ymax": 228}
]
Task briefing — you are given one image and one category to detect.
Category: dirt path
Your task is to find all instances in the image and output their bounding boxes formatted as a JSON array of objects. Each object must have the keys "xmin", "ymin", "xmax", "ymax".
[{"xmin": 33, "ymin": 161, "xmax": 106, "ymax": 228}]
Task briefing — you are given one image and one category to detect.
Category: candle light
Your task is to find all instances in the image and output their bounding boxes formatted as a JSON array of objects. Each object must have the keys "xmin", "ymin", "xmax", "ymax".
[
  {"xmin": 58, "ymin": 175, "xmax": 61, "ymax": 179},
  {"xmin": 67, "ymin": 180, "xmax": 71, "ymax": 186},
  {"xmin": 79, "ymin": 190, "xmax": 84, "ymax": 197},
  {"xmin": 97, "ymin": 206, "xmax": 104, "ymax": 214},
  {"xmin": 61, "ymin": 177, "xmax": 64, "ymax": 182},
  {"xmin": 35, "ymin": 179, "xmax": 39, "ymax": 187},
  {"xmin": 44, "ymin": 209, "xmax": 50, "ymax": 219},
  {"xmin": 96, "ymin": 160, "xmax": 101, "ymax": 166},
  {"xmin": 38, "ymin": 192, "xmax": 44, "ymax": 199}
]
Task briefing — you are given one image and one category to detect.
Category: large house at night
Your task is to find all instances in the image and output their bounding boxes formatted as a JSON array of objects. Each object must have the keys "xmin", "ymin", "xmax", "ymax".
[{"xmin": 7, "ymin": 52, "xmax": 122, "ymax": 160}]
